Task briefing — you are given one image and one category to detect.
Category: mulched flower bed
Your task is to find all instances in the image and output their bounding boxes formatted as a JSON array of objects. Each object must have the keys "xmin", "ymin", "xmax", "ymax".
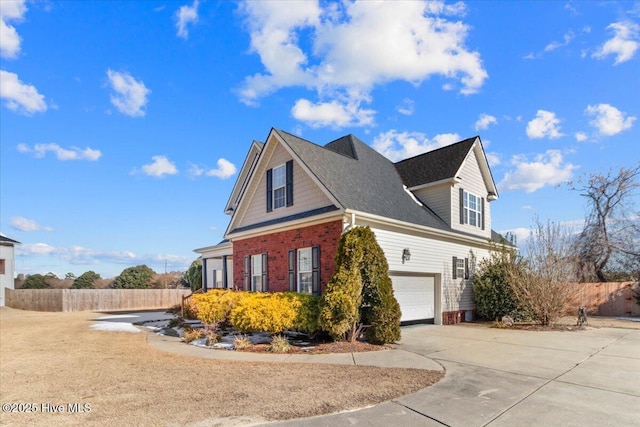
[{"xmin": 240, "ymin": 340, "xmax": 387, "ymax": 354}]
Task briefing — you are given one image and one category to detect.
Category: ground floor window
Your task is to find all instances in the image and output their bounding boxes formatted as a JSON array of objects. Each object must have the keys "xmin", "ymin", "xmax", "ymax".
[
  {"xmin": 298, "ymin": 247, "xmax": 313, "ymax": 294},
  {"xmin": 251, "ymin": 254, "xmax": 263, "ymax": 292},
  {"xmin": 288, "ymin": 246, "xmax": 320, "ymax": 294}
]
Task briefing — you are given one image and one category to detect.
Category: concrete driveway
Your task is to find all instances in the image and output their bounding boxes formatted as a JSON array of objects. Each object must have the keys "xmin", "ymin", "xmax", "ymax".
[{"xmin": 267, "ymin": 323, "xmax": 640, "ymax": 426}]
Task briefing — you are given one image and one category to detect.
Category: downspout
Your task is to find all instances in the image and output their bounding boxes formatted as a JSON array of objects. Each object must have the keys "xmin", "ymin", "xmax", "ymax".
[{"xmin": 343, "ymin": 212, "xmax": 356, "ymax": 233}]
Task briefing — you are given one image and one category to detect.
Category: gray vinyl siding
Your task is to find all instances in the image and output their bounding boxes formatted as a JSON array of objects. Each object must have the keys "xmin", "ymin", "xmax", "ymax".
[{"xmin": 413, "ymin": 183, "xmax": 451, "ymax": 225}]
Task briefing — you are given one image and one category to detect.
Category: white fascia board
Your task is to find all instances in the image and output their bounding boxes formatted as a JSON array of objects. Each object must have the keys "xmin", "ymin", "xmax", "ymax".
[
  {"xmin": 225, "ymin": 129, "xmax": 344, "ymax": 237},
  {"xmin": 226, "ymin": 211, "xmax": 344, "ymax": 241},
  {"xmin": 345, "ymin": 209, "xmax": 493, "ymax": 248},
  {"xmin": 224, "ymin": 141, "xmax": 263, "ymax": 214},
  {"xmin": 194, "ymin": 242, "xmax": 233, "ymax": 258},
  {"xmin": 455, "ymin": 138, "xmax": 499, "ymax": 200},
  {"xmin": 407, "ymin": 177, "xmax": 459, "ymax": 191}
]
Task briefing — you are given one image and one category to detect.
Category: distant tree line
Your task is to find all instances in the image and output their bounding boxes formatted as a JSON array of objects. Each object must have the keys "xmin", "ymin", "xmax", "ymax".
[{"xmin": 16, "ymin": 264, "xmax": 193, "ymax": 290}]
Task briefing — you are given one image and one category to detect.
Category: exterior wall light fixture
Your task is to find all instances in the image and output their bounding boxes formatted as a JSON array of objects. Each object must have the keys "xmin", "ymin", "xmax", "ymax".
[{"xmin": 402, "ymin": 248, "xmax": 411, "ymax": 264}]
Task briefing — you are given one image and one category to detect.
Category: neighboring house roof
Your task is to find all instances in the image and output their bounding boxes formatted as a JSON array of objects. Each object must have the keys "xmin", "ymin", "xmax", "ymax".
[
  {"xmin": 0, "ymin": 235, "xmax": 20, "ymax": 245},
  {"xmin": 394, "ymin": 137, "xmax": 477, "ymax": 187}
]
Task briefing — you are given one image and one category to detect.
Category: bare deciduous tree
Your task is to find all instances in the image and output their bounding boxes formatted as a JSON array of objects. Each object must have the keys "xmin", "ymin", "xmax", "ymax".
[
  {"xmin": 569, "ymin": 164, "xmax": 640, "ymax": 282},
  {"xmin": 508, "ymin": 218, "xmax": 577, "ymax": 326}
]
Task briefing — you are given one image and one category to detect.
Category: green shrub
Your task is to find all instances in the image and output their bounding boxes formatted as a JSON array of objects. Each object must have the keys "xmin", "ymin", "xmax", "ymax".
[
  {"xmin": 319, "ymin": 226, "xmax": 401, "ymax": 344},
  {"xmin": 473, "ymin": 246, "xmax": 524, "ymax": 321},
  {"xmin": 281, "ymin": 292, "xmax": 321, "ymax": 334},
  {"xmin": 112, "ymin": 265, "xmax": 155, "ymax": 289}
]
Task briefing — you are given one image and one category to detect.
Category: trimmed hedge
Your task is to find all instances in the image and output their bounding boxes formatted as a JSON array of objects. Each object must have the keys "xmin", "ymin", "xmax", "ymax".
[{"xmin": 191, "ymin": 290, "xmax": 320, "ymax": 334}]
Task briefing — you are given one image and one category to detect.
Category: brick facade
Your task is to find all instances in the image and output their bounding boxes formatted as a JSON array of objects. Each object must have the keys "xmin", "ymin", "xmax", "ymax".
[{"xmin": 232, "ymin": 220, "xmax": 343, "ymax": 293}]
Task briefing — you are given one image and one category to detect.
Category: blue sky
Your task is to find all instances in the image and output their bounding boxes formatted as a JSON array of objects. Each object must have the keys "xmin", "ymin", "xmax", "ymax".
[{"xmin": 1, "ymin": 0, "xmax": 639, "ymax": 278}]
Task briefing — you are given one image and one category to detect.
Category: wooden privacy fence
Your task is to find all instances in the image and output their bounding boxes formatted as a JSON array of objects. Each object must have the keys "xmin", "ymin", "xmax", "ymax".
[
  {"xmin": 5, "ymin": 288, "xmax": 191, "ymax": 312},
  {"xmin": 566, "ymin": 282, "xmax": 640, "ymax": 317}
]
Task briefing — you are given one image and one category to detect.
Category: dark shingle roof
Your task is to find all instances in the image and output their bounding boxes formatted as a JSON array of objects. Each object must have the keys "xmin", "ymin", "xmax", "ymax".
[
  {"xmin": 0, "ymin": 235, "xmax": 20, "ymax": 245},
  {"xmin": 275, "ymin": 130, "xmax": 451, "ymax": 231},
  {"xmin": 394, "ymin": 136, "xmax": 477, "ymax": 188}
]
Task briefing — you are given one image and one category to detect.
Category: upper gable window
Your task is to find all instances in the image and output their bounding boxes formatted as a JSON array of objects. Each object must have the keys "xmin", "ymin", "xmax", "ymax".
[
  {"xmin": 266, "ymin": 160, "xmax": 294, "ymax": 212},
  {"xmin": 273, "ymin": 164, "xmax": 286, "ymax": 209},
  {"xmin": 461, "ymin": 190, "xmax": 484, "ymax": 229}
]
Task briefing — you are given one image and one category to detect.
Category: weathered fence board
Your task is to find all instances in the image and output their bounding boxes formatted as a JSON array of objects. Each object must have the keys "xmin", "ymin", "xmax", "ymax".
[
  {"xmin": 567, "ymin": 282, "xmax": 640, "ymax": 317},
  {"xmin": 4, "ymin": 288, "xmax": 191, "ymax": 312}
]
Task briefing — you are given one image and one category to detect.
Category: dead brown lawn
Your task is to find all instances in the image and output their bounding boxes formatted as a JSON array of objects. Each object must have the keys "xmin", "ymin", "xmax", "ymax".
[{"xmin": 0, "ymin": 308, "xmax": 442, "ymax": 427}]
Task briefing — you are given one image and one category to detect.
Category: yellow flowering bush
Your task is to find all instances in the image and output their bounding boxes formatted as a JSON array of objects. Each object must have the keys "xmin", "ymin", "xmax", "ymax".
[
  {"xmin": 191, "ymin": 289, "xmax": 321, "ymax": 334},
  {"xmin": 191, "ymin": 289, "xmax": 243, "ymax": 325}
]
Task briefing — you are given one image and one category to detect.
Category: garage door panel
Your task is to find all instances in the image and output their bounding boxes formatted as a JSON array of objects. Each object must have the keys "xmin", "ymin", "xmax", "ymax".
[{"xmin": 390, "ymin": 275, "xmax": 434, "ymax": 322}]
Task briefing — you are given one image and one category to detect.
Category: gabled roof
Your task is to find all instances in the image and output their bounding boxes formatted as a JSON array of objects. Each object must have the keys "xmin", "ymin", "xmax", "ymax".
[
  {"xmin": 394, "ymin": 137, "xmax": 477, "ymax": 187},
  {"xmin": 224, "ymin": 140, "xmax": 264, "ymax": 215},
  {"xmin": 274, "ymin": 130, "xmax": 451, "ymax": 231},
  {"xmin": 0, "ymin": 235, "xmax": 20, "ymax": 245},
  {"xmin": 393, "ymin": 136, "xmax": 498, "ymax": 199}
]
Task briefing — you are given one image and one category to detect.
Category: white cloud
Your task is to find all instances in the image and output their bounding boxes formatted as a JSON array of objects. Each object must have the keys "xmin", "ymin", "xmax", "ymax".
[
  {"xmin": 592, "ymin": 21, "xmax": 639, "ymax": 65},
  {"xmin": 474, "ymin": 113, "xmax": 497, "ymax": 131},
  {"xmin": 291, "ymin": 98, "xmax": 375, "ymax": 128},
  {"xmin": 17, "ymin": 143, "xmax": 102, "ymax": 161},
  {"xmin": 485, "ymin": 152, "xmax": 501, "ymax": 167},
  {"xmin": 17, "ymin": 243, "xmax": 57, "ymax": 256},
  {"xmin": 499, "ymin": 150, "xmax": 577, "ymax": 193},
  {"xmin": 396, "ymin": 98, "xmax": 415, "ymax": 116},
  {"xmin": 239, "ymin": 0, "xmax": 487, "ymax": 127},
  {"xmin": 206, "ymin": 158, "xmax": 237, "ymax": 179},
  {"xmin": 0, "ymin": 70, "xmax": 47, "ymax": 114},
  {"xmin": 574, "ymin": 132, "xmax": 588, "ymax": 142},
  {"xmin": 106, "ymin": 69, "xmax": 151, "ymax": 117},
  {"xmin": 175, "ymin": 0, "xmax": 199, "ymax": 39},
  {"xmin": 526, "ymin": 110, "xmax": 564, "ymax": 139},
  {"xmin": 189, "ymin": 159, "xmax": 238, "ymax": 179},
  {"xmin": 544, "ymin": 31, "xmax": 575, "ymax": 52},
  {"xmin": 16, "ymin": 242, "xmax": 190, "ymax": 271},
  {"xmin": 500, "ymin": 227, "xmax": 532, "ymax": 245},
  {"xmin": 11, "ymin": 217, "xmax": 53, "ymax": 232},
  {"xmin": 138, "ymin": 156, "xmax": 178, "ymax": 177},
  {"xmin": 0, "ymin": 0, "xmax": 26, "ymax": 59},
  {"xmin": 372, "ymin": 130, "xmax": 460, "ymax": 162},
  {"xmin": 585, "ymin": 103, "xmax": 636, "ymax": 136}
]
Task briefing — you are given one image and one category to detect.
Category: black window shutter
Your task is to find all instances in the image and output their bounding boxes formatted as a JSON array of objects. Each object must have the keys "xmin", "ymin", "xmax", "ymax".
[
  {"xmin": 459, "ymin": 188, "xmax": 464, "ymax": 224},
  {"xmin": 262, "ymin": 253, "xmax": 268, "ymax": 292},
  {"xmin": 452, "ymin": 256, "xmax": 458, "ymax": 279},
  {"xmin": 244, "ymin": 255, "xmax": 251, "ymax": 291},
  {"xmin": 266, "ymin": 168, "xmax": 273, "ymax": 212},
  {"xmin": 286, "ymin": 160, "xmax": 294, "ymax": 207},
  {"xmin": 481, "ymin": 197, "xmax": 485, "ymax": 230},
  {"xmin": 464, "ymin": 258, "xmax": 469, "ymax": 280},
  {"xmin": 288, "ymin": 249, "xmax": 296, "ymax": 292},
  {"xmin": 312, "ymin": 246, "xmax": 320, "ymax": 295}
]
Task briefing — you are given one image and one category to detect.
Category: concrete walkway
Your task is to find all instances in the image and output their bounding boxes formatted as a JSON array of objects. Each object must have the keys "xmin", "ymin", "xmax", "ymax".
[{"xmin": 146, "ymin": 323, "xmax": 640, "ymax": 427}]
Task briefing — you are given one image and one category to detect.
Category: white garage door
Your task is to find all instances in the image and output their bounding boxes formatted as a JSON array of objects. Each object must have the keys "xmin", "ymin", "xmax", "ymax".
[{"xmin": 390, "ymin": 274, "xmax": 435, "ymax": 322}]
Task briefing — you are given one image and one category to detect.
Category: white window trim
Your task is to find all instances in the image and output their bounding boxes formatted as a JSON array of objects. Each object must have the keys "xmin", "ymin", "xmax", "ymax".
[
  {"xmin": 456, "ymin": 258, "xmax": 465, "ymax": 279},
  {"xmin": 251, "ymin": 254, "xmax": 262, "ymax": 292},
  {"xmin": 463, "ymin": 190, "xmax": 482, "ymax": 228},
  {"xmin": 297, "ymin": 247, "xmax": 313, "ymax": 294},
  {"xmin": 272, "ymin": 163, "xmax": 286, "ymax": 210}
]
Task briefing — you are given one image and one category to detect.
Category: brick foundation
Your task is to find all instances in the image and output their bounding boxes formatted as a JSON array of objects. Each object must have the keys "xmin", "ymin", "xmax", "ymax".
[
  {"xmin": 232, "ymin": 220, "xmax": 342, "ymax": 293},
  {"xmin": 442, "ymin": 310, "xmax": 467, "ymax": 325}
]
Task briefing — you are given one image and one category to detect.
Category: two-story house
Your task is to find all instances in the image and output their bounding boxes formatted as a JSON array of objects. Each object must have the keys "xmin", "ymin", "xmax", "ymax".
[
  {"xmin": 195, "ymin": 128, "xmax": 505, "ymax": 325},
  {"xmin": 0, "ymin": 235, "xmax": 20, "ymax": 307}
]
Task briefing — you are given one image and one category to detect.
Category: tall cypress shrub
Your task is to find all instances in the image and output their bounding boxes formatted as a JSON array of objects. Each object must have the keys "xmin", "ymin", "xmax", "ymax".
[{"xmin": 319, "ymin": 226, "xmax": 401, "ymax": 344}]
